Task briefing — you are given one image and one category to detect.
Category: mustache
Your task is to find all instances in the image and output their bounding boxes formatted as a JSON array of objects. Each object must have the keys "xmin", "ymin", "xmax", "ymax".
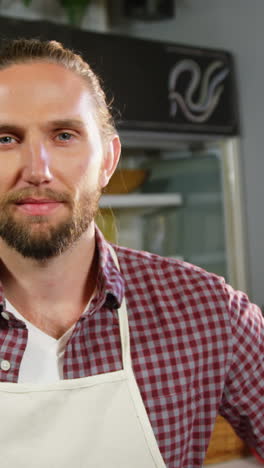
[{"xmin": 0, "ymin": 188, "xmax": 72, "ymax": 205}]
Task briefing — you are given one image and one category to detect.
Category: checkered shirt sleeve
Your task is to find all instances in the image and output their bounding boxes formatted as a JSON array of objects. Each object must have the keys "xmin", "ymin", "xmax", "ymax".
[{"xmin": 219, "ymin": 283, "xmax": 264, "ymax": 458}]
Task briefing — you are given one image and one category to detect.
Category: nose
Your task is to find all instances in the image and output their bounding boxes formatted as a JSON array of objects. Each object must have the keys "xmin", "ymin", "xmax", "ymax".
[{"xmin": 21, "ymin": 137, "xmax": 53, "ymax": 185}]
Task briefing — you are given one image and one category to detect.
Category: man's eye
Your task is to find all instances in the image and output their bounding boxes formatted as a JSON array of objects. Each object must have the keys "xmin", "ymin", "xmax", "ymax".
[
  {"xmin": 0, "ymin": 136, "xmax": 16, "ymax": 144},
  {"xmin": 56, "ymin": 132, "xmax": 73, "ymax": 141}
]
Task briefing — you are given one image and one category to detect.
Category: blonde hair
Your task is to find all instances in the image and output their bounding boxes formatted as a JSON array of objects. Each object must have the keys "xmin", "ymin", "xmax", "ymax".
[{"xmin": 0, "ymin": 38, "xmax": 116, "ymax": 141}]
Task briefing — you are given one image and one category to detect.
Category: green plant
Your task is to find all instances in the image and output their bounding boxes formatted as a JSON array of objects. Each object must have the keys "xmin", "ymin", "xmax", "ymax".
[{"xmin": 21, "ymin": 0, "xmax": 92, "ymax": 26}]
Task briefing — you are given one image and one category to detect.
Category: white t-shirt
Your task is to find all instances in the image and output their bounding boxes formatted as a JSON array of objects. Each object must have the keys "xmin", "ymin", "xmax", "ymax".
[{"xmin": 5, "ymin": 299, "xmax": 87, "ymax": 384}]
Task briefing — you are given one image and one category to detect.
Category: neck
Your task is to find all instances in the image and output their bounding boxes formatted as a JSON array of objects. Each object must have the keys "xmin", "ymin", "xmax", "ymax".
[{"xmin": 0, "ymin": 223, "xmax": 98, "ymax": 339}]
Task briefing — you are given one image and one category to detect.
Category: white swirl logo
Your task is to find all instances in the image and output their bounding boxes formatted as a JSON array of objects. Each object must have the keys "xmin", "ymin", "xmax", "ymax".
[{"xmin": 168, "ymin": 59, "xmax": 229, "ymax": 123}]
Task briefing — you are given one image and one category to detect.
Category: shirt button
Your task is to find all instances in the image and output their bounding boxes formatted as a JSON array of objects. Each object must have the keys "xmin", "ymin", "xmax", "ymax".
[
  {"xmin": 1, "ymin": 312, "xmax": 10, "ymax": 320},
  {"xmin": 1, "ymin": 360, "xmax": 11, "ymax": 371}
]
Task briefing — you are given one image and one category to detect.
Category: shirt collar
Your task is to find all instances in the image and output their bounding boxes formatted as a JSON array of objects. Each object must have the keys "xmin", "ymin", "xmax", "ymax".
[
  {"xmin": 0, "ymin": 225, "xmax": 125, "ymax": 314},
  {"xmin": 94, "ymin": 225, "xmax": 124, "ymax": 310}
]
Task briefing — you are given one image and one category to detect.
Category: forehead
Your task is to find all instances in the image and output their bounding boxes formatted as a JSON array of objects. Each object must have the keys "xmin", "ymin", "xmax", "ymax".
[{"xmin": 0, "ymin": 62, "xmax": 94, "ymax": 123}]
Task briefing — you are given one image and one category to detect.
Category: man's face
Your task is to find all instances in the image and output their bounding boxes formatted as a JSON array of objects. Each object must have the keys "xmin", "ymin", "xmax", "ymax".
[{"xmin": 0, "ymin": 62, "xmax": 119, "ymax": 260}]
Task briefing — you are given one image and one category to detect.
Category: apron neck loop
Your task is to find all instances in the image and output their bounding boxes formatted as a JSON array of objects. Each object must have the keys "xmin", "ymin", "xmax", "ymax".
[{"xmin": 108, "ymin": 245, "xmax": 132, "ymax": 371}]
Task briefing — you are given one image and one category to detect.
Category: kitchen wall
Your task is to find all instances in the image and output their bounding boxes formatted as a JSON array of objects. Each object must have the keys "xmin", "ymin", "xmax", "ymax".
[
  {"xmin": 0, "ymin": 0, "xmax": 263, "ymax": 306},
  {"xmin": 0, "ymin": 0, "xmax": 108, "ymax": 32}
]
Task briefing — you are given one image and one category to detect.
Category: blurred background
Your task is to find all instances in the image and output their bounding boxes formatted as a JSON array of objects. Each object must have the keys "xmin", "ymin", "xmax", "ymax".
[
  {"xmin": 0, "ymin": 2, "xmax": 262, "ymax": 464},
  {"xmin": 0, "ymin": 0, "xmax": 260, "ymax": 304}
]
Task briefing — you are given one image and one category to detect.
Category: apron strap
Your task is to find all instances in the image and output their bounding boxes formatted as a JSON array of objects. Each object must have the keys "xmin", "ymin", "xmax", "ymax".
[{"xmin": 108, "ymin": 245, "xmax": 132, "ymax": 371}]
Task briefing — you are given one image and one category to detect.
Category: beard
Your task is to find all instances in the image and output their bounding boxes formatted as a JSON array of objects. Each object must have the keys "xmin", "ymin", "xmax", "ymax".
[{"xmin": 0, "ymin": 186, "xmax": 101, "ymax": 261}]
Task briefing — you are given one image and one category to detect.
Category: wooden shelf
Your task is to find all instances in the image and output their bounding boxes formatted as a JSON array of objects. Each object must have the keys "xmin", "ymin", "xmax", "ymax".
[
  {"xmin": 210, "ymin": 458, "xmax": 257, "ymax": 467},
  {"xmin": 204, "ymin": 415, "xmax": 249, "ymax": 465}
]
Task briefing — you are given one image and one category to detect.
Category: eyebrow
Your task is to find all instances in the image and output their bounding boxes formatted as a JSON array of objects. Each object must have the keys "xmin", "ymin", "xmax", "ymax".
[
  {"xmin": 0, "ymin": 119, "xmax": 86, "ymax": 135},
  {"xmin": 45, "ymin": 119, "xmax": 86, "ymax": 130},
  {"xmin": 0, "ymin": 124, "xmax": 24, "ymax": 134}
]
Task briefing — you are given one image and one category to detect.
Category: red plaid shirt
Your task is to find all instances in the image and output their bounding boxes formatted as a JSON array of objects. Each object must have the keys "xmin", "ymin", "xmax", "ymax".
[{"xmin": 0, "ymin": 226, "xmax": 263, "ymax": 467}]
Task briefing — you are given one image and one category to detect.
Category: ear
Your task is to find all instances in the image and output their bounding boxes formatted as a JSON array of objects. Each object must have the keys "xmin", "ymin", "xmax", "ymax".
[{"xmin": 100, "ymin": 135, "xmax": 121, "ymax": 189}]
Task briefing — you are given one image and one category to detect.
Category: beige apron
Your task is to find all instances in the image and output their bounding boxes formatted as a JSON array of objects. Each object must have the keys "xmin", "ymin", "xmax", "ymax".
[{"xmin": 0, "ymin": 246, "xmax": 167, "ymax": 468}]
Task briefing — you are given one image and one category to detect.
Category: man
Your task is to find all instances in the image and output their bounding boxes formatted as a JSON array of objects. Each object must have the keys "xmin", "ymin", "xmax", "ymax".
[{"xmin": 0, "ymin": 38, "xmax": 262, "ymax": 468}]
